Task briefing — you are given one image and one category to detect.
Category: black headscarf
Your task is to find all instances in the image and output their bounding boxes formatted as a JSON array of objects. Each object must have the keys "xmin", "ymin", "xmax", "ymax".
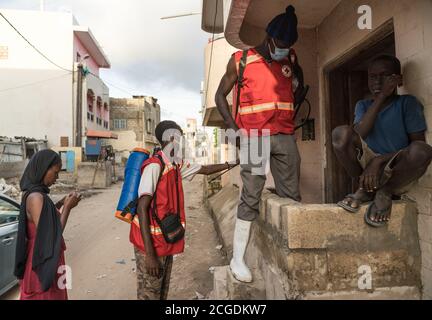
[
  {"xmin": 14, "ymin": 149, "xmax": 63, "ymax": 292},
  {"xmin": 266, "ymin": 5, "xmax": 298, "ymax": 47}
]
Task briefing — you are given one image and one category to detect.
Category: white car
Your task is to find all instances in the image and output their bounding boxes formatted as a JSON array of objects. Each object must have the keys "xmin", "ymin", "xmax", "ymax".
[{"xmin": 0, "ymin": 194, "xmax": 19, "ymax": 296}]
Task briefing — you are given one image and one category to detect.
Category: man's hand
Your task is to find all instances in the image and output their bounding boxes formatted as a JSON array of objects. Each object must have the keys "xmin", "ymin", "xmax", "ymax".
[
  {"xmin": 359, "ymin": 157, "xmax": 386, "ymax": 192},
  {"xmin": 378, "ymin": 75, "xmax": 401, "ymax": 100},
  {"xmin": 145, "ymin": 255, "xmax": 162, "ymax": 278}
]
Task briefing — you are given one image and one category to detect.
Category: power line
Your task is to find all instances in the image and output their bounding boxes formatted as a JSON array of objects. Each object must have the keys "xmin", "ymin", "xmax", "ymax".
[
  {"xmin": 0, "ymin": 11, "xmax": 72, "ymax": 72},
  {"xmin": 87, "ymin": 71, "xmax": 187, "ymax": 118},
  {"xmin": 0, "ymin": 72, "xmax": 72, "ymax": 94},
  {"xmin": 88, "ymin": 71, "xmax": 136, "ymax": 96}
]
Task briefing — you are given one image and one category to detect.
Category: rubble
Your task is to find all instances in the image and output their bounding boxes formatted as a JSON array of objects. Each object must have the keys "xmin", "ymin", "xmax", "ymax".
[{"xmin": 0, "ymin": 178, "xmax": 21, "ymax": 201}]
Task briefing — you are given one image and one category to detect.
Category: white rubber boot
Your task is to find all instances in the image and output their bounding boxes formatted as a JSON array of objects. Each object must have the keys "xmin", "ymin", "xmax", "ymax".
[{"xmin": 230, "ymin": 218, "xmax": 253, "ymax": 283}]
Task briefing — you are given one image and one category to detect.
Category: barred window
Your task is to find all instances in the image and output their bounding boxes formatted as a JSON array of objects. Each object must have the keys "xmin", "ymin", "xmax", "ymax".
[{"xmin": 113, "ymin": 119, "xmax": 127, "ymax": 130}]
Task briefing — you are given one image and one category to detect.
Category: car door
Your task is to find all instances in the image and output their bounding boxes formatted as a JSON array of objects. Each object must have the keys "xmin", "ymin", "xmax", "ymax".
[{"xmin": 0, "ymin": 196, "xmax": 20, "ymax": 293}]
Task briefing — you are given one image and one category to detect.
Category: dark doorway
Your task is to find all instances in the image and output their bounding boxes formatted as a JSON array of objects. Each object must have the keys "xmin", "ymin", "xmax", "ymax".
[{"xmin": 324, "ymin": 29, "xmax": 395, "ymax": 204}]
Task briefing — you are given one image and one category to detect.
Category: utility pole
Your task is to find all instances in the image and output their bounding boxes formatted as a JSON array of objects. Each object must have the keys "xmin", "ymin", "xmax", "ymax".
[{"xmin": 76, "ymin": 64, "xmax": 83, "ymax": 147}]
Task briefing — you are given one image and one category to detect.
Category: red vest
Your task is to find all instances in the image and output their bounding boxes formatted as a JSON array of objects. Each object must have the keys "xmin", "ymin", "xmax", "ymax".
[
  {"xmin": 232, "ymin": 48, "xmax": 296, "ymax": 136},
  {"xmin": 129, "ymin": 152, "xmax": 186, "ymax": 256}
]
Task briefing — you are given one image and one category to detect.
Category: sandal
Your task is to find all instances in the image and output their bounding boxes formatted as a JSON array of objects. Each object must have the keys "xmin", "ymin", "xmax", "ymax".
[
  {"xmin": 337, "ymin": 192, "xmax": 374, "ymax": 213},
  {"xmin": 364, "ymin": 201, "xmax": 391, "ymax": 228}
]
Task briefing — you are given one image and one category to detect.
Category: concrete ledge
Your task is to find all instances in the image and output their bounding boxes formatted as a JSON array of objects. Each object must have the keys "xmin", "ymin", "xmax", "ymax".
[
  {"xmin": 282, "ymin": 202, "xmax": 419, "ymax": 251},
  {"xmin": 305, "ymin": 286, "xmax": 421, "ymax": 300},
  {"xmin": 207, "ymin": 185, "xmax": 422, "ymax": 299},
  {"xmin": 77, "ymin": 161, "xmax": 112, "ymax": 189}
]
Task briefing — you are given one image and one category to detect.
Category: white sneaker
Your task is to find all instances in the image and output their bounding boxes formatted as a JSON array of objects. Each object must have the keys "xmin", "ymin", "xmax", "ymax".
[{"xmin": 230, "ymin": 218, "xmax": 253, "ymax": 283}]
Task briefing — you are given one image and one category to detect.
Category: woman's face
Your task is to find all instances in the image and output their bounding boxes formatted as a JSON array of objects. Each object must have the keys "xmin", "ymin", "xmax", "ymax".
[{"xmin": 43, "ymin": 163, "xmax": 62, "ymax": 187}]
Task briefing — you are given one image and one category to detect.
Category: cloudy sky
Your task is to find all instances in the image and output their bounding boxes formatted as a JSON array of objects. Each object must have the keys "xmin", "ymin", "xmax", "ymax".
[{"xmin": 0, "ymin": 0, "xmax": 210, "ymax": 128}]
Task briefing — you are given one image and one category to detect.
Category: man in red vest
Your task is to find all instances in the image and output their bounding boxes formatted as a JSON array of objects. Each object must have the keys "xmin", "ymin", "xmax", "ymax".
[
  {"xmin": 131, "ymin": 120, "xmax": 237, "ymax": 300},
  {"xmin": 215, "ymin": 5, "xmax": 302, "ymax": 283}
]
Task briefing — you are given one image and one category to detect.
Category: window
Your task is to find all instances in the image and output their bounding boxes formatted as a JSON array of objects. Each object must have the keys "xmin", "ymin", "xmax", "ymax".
[
  {"xmin": 114, "ymin": 119, "xmax": 127, "ymax": 130},
  {"xmin": 87, "ymin": 89, "xmax": 95, "ymax": 113},
  {"xmin": 0, "ymin": 198, "xmax": 19, "ymax": 226},
  {"xmin": 146, "ymin": 119, "xmax": 152, "ymax": 134},
  {"xmin": 0, "ymin": 46, "xmax": 8, "ymax": 60}
]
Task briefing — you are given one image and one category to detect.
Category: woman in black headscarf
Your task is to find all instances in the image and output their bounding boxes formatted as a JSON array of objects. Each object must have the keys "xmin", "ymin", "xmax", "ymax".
[{"xmin": 14, "ymin": 149, "xmax": 81, "ymax": 300}]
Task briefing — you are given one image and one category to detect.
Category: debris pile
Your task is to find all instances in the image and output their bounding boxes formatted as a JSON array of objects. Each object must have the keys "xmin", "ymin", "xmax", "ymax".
[{"xmin": 0, "ymin": 178, "xmax": 21, "ymax": 200}]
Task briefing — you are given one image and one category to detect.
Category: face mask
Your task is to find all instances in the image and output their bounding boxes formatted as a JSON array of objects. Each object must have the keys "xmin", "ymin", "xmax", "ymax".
[{"xmin": 269, "ymin": 38, "xmax": 290, "ymax": 61}]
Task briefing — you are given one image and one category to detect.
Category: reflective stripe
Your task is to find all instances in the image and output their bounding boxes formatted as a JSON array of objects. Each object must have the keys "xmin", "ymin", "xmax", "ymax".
[
  {"xmin": 238, "ymin": 102, "xmax": 294, "ymax": 115},
  {"xmin": 133, "ymin": 217, "xmax": 185, "ymax": 236},
  {"xmin": 235, "ymin": 54, "xmax": 262, "ymax": 72},
  {"xmin": 277, "ymin": 102, "xmax": 295, "ymax": 111}
]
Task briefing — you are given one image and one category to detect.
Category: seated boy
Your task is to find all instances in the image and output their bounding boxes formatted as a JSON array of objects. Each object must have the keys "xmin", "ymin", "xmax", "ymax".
[
  {"xmin": 131, "ymin": 120, "xmax": 237, "ymax": 300},
  {"xmin": 332, "ymin": 55, "xmax": 432, "ymax": 227}
]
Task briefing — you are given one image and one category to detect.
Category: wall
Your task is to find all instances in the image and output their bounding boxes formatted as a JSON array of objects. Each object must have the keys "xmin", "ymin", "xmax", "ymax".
[
  {"xmin": 293, "ymin": 28, "xmax": 321, "ymax": 203},
  {"xmin": 0, "ymin": 9, "xmax": 74, "ymax": 147},
  {"xmin": 203, "ymin": 37, "xmax": 238, "ymax": 126},
  {"xmin": 316, "ymin": 0, "xmax": 432, "ymax": 299},
  {"xmin": 84, "ymin": 73, "xmax": 110, "ymax": 135},
  {"xmin": 73, "ymin": 35, "xmax": 100, "ymax": 76},
  {"xmin": 109, "ymin": 97, "xmax": 160, "ymax": 154}
]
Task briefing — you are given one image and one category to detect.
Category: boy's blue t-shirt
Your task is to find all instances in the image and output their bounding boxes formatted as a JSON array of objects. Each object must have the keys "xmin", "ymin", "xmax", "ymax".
[{"xmin": 354, "ymin": 94, "xmax": 427, "ymax": 155}]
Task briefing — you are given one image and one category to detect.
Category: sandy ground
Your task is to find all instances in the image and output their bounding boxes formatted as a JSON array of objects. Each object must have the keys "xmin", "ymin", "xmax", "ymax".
[{"xmin": 1, "ymin": 175, "xmax": 226, "ymax": 300}]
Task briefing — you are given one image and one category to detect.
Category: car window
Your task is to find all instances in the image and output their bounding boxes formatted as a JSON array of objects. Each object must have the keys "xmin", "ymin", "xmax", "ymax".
[{"xmin": 0, "ymin": 198, "xmax": 20, "ymax": 226}]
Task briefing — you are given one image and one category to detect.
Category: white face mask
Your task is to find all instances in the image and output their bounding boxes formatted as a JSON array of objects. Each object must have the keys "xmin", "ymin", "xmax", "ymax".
[{"xmin": 269, "ymin": 38, "xmax": 290, "ymax": 61}]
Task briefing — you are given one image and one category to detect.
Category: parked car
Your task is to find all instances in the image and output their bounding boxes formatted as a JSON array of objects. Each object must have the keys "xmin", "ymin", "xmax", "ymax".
[{"xmin": 0, "ymin": 194, "xmax": 19, "ymax": 296}]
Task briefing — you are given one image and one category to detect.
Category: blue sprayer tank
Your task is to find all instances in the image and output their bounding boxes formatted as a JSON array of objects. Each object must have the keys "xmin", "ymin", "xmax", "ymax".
[{"xmin": 115, "ymin": 148, "xmax": 150, "ymax": 223}]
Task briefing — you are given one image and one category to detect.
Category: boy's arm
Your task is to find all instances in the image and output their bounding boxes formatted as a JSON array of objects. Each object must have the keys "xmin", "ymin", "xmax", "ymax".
[
  {"xmin": 137, "ymin": 195, "xmax": 161, "ymax": 278},
  {"xmin": 354, "ymin": 75, "xmax": 401, "ymax": 138}
]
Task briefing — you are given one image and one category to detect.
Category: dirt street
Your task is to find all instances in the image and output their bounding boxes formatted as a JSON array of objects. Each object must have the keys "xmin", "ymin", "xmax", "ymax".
[{"xmin": 1, "ymin": 176, "xmax": 226, "ymax": 300}]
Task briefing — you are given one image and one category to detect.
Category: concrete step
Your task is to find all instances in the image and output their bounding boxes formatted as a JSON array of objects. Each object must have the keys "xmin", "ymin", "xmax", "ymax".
[
  {"xmin": 209, "ymin": 266, "xmax": 266, "ymax": 300},
  {"xmin": 209, "ymin": 266, "xmax": 229, "ymax": 300}
]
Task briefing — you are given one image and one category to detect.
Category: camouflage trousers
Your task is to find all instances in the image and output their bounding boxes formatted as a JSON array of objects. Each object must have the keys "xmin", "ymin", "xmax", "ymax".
[{"xmin": 134, "ymin": 247, "xmax": 173, "ymax": 300}]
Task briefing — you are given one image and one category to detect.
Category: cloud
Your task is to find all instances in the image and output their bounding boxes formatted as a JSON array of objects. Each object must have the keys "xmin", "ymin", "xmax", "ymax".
[{"xmin": 0, "ymin": 0, "xmax": 210, "ymax": 126}]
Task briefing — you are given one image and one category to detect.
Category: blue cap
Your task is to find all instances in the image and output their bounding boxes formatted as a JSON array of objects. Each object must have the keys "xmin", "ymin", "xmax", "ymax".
[{"xmin": 266, "ymin": 5, "xmax": 298, "ymax": 47}]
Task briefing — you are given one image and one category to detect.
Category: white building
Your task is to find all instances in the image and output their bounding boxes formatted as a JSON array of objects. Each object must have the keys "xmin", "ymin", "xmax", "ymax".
[{"xmin": 0, "ymin": 9, "xmax": 112, "ymax": 149}]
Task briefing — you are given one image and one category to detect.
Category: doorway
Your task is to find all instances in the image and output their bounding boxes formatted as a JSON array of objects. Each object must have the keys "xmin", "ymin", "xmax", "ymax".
[{"xmin": 324, "ymin": 23, "xmax": 396, "ymax": 203}]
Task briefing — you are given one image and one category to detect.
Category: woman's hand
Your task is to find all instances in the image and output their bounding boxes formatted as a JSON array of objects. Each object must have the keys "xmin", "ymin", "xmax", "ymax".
[
  {"xmin": 145, "ymin": 255, "xmax": 162, "ymax": 278},
  {"xmin": 64, "ymin": 191, "xmax": 82, "ymax": 210}
]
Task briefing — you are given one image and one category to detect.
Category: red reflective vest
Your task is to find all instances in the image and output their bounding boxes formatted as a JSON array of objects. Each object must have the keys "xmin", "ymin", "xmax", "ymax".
[
  {"xmin": 232, "ymin": 48, "xmax": 296, "ymax": 136},
  {"xmin": 129, "ymin": 152, "xmax": 186, "ymax": 256}
]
